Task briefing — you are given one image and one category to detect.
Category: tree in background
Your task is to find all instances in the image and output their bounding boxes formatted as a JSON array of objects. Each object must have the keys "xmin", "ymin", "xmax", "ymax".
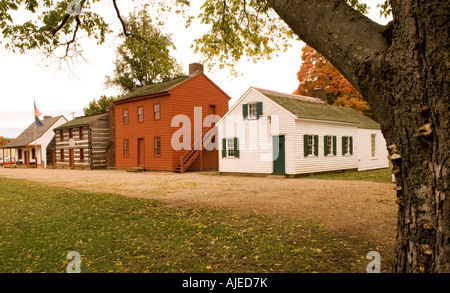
[
  {"xmin": 0, "ymin": 137, "xmax": 13, "ymax": 148},
  {"xmin": 294, "ymin": 45, "xmax": 374, "ymax": 120},
  {"xmin": 83, "ymin": 95, "xmax": 116, "ymax": 116},
  {"xmin": 105, "ymin": 9, "xmax": 184, "ymax": 93}
]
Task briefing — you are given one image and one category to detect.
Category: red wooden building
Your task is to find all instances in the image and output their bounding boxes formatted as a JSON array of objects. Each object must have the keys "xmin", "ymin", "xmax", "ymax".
[{"xmin": 113, "ymin": 63, "xmax": 230, "ymax": 172}]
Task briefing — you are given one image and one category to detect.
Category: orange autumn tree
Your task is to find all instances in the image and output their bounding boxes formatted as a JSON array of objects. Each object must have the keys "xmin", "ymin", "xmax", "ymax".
[{"xmin": 293, "ymin": 45, "xmax": 375, "ymax": 120}]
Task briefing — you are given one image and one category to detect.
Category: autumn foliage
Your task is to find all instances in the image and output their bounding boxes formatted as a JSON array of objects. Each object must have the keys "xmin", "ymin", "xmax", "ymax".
[
  {"xmin": 0, "ymin": 137, "xmax": 13, "ymax": 148},
  {"xmin": 293, "ymin": 45, "xmax": 374, "ymax": 119}
]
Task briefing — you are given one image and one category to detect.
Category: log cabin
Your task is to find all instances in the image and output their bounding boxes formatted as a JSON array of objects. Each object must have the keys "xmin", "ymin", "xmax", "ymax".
[{"xmin": 52, "ymin": 112, "xmax": 111, "ymax": 169}]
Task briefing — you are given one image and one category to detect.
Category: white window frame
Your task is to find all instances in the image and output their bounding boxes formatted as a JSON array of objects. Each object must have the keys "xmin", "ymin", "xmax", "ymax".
[
  {"xmin": 371, "ymin": 134, "xmax": 376, "ymax": 158},
  {"xmin": 138, "ymin": 106, "xmax": 144, "ymax": 122},
  {"xmin": 343, "ymin": 136, "xmax": 350, "ymax": 155},
  {"xmin": 248, "ymin": 103, "xmax": 257, "ymax": 119},
  {"xmin": 227, "ymin": 138, "xmax": 235, "ymax": 157},
  {"xmin": 326, "ymin": 136, "xmax": 333, "ymax": 156},
  {"xmin": 154, "ymin": 137, "xmax": 161, "ymax": 156},
  {"xmin": 154, "ymin": 104, "xmax": 160, "ymax": 120}
]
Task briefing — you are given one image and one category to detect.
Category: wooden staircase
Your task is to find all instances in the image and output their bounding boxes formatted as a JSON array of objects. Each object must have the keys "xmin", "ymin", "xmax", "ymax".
[{"xmin": 174, "ymin": 126, "xmax": 216, "ymax": 173}]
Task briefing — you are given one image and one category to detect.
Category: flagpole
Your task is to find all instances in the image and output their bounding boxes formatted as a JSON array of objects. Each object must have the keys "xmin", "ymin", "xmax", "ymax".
[{"xmin": 34, "ymin": 97, "xmax": 38, "ymax": 168}]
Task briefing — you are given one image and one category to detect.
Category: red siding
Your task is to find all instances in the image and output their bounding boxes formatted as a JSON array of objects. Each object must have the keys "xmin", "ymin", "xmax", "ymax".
[{"xmin": 114, "ymin": 73, "xmax": 229, "ymax": 171}]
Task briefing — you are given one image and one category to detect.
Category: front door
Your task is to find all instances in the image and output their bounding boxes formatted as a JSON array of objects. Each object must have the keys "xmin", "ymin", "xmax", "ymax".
[
  {"xmin": 138, "ymin": 138, "xmax": 145, "ymax": 167},
  {"xmin": 51, "ymin": 150, "xmax": 55, "ymax": 167},
  {"xmin": 273, "ymin": 135, "xmax": 286, "ymax": 175},
  {"xmin": 69, "ymin": 149, "xmax": 74, "ymax": 169}
]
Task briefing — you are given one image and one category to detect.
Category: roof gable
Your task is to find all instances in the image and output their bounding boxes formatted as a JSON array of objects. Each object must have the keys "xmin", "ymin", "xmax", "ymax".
[{"xmin": 2, "ymin": 116, "xmax": 66, "ymax": 148}]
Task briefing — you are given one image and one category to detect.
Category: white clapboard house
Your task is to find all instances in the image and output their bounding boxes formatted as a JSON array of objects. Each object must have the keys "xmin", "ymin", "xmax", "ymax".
[
  {"xmin": 217, "ymin": 87, "xmax": 388, "ymax": 176},
  {"xmin": 1, "ymin": 115, "xmax": 67, "ymax": 168}
]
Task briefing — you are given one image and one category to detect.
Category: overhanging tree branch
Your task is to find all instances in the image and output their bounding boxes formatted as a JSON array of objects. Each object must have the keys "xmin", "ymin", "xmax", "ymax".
[
  {"xmin": 112, "ymin": 0, "xmax": 148, "ymax": 42},
  {"xmin": 268, "ymin": 0, "xmax": 389, "ymax": 91}
]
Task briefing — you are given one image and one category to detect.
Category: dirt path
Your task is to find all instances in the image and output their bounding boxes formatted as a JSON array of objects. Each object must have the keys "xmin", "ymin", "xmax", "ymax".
[{"xmin": 0, "ymin": 168, "xmax": 397, "ymax": 258}]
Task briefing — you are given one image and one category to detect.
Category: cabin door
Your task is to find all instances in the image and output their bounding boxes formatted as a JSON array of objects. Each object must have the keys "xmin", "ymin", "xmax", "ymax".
[
  {"xmin": 69, "ymin": 149, "xmax": 74, "ymax": 169},
  {"xmin": 51, "ymin": 150, "xmax": 56, "ymax": 167},
  {"xmin": 273, "ymin": 135, "xmax": 286, "ymax": 175},
  {"xmin": 138, "ymin": 138, "xmax": 145, "ymax": 167}
]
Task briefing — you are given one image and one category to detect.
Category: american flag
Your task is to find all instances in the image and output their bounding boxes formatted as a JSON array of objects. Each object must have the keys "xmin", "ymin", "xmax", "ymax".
[{"xmin": 34, "ymin": 101, "xmax": 42, "ymax": 117}]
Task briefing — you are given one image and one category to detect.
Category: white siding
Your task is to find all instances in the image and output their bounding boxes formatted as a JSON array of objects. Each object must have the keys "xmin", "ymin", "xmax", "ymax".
[
  {"xmin": 356, "ymin": 128, "xmax": 389, "ymax": 171},
  {"xmin": 295, "ymin": 119, "xmax": 358, "ymax": 174},
  {"xmin": 218, "ymin": 88, "xmax": 296, "ymax": 174},
  {"xmin": 28, "ymin": 116, "xmax": 67, "ymax": 168}
]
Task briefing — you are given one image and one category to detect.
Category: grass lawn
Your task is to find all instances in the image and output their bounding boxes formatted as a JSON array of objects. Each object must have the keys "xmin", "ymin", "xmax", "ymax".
[
  {"xmin": 0, "ymin": 177, "xmax": 379, "ymax": 273},
  {"xmin": 303, "ymin": 168, "xmax": 393, "ymax": 183}
]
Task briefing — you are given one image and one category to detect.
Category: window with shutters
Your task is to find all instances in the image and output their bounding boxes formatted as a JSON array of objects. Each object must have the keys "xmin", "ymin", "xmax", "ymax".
[
  {"xmin": 342, "ymin": 136, "xmax": 353, "ymax": 155},
  {"xmin": 304, "ymin": 134, "xmax": 319, "ymax": 157}
]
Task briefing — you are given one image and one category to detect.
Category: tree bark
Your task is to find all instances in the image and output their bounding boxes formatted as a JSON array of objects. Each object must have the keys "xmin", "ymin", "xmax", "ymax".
[{"xmin": 269, "ymin": 0, "xmax": 449, "ymax": 272}]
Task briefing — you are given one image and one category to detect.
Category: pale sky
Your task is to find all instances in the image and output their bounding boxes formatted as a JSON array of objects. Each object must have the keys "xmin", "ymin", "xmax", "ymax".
[{"xmin": 0, "ymin": 1, "xmax": 390, "ymax": 138}]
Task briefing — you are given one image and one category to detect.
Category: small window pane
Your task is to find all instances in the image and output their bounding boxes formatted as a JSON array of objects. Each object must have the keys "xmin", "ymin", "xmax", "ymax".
[
  {"xmin": 138, "ymin": 107, "xmax": 144, "ymax": 122},
  {"xmin": 371, "ymin": 134, "xmax": 376, "ymax": 157},
  {"xmin": 124, "ymin": 139, "xmax": 129, "ymax": 157},
  {"xmin": 248, "ymin": 103, "xmax": 257, "ymax": 118},
  {"xmin": 155, "ymin": 137, "xmax": 161, "ymax": 156},
  {"xmin": 227, "ymin": 138, "xmax": 235, "ymax": 157},
  {"xmin": 154, "ymin": 104, "xmax": 160, "ymax": 120},
  {"xmin": 123, "ymin": 109, "xmax": 129, "ymax": 124},
  {"xmin": 308, "ymin": 135, "xmax": 313, "ymax": 156}
]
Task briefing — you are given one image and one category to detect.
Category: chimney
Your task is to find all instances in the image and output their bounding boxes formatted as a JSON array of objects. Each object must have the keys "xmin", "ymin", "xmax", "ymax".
[
  {"xmin": 189, "ymin": 63, "xmax": 204, "ymax": 75},
  {"xmin": 43, "ymin": 115, "xmax": 52, "ymax": 120},
  {"xmin": 310, "ymin": 88, "xmax": 327, "ymax": 102}
]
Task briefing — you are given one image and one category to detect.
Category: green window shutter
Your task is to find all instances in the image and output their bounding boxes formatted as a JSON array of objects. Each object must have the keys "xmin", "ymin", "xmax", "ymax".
[
  {"xmin": 242, "ymin": 104, "xmax": 248, "ymax": 120},
  {"xmin": 222, "ymin": 138, "xmax": 226, "ymax": 158},
  {"xmin": 234, "ymin": 137, "xmax": 239, "ymax": 158},
  {"xmin": 333, "ymin": 136, "xmax": 337, "ymax": 155},
  {"xmin": 324, "ymin": 136, "xmax": 329, "ymax": 156},
  {"xmin": 256, "ymin": 102, "xmax": 263, "ymax": 119},
  {"xmin": 342, "ymin": 136, "xmax": 346, "ymax": 155},
  {"xmin": 304, "ymin": 135, "xmax": 309, "ymax": 157},
  {"xmin": 314, "ymin": 135, "xmax": 319, "ymax": 156},
  {"xmin": 350, "ymin": 136, "xmax": 353, "ymax": 155}
]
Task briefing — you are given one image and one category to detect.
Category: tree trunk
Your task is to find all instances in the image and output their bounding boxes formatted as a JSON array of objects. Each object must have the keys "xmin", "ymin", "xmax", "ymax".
[
  {"xmin": 270, "ymin": 0, "xmax": 449, "ymax": 272},
  {"xmin": 378, "ymin": 0, "xmax": 449, "ymax": 273}
]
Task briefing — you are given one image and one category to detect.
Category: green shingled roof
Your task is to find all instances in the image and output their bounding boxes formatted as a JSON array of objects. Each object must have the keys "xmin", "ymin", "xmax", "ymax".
[
  {"xmin": 53, "ymin": 112, "xmax": 108, "ymax": 130},
  {"xmin": 115, "ymin": 74, "xmax": 194, "ymax": 102},
  {"xmin": 255, "ymin": 88, "xmax": 380, "ymax": 129}
]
